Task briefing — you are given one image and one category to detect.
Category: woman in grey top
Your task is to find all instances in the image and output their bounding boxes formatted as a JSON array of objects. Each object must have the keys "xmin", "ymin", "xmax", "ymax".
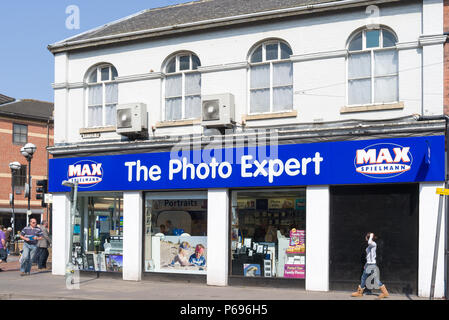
[{"xmin": 351, "ymin": 232, "xmax": 389, "ymax": 299}]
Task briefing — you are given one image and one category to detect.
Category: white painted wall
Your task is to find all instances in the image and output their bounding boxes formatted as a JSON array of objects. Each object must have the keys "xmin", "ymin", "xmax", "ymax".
[
  {"xmin": 51, "ymin": 193, "xmax": 71, "ymax": 275},
  {"xmin": 207, "ymin": 189, "xmax": 229, "ymax": 286},
  {"xmin": 306, "ymin": 186, "xmax": 330, "ymax": 292},
  {"xmin": 418, "ymin": 182, "xmax": 446, "ymax": 298},
  {"xmin": 123, "ymin": 192, "xmax": 143, "ymax": 281},
  {"xmin": 51, "ymin": 1, "xmax": 444, "ymax": 145}
]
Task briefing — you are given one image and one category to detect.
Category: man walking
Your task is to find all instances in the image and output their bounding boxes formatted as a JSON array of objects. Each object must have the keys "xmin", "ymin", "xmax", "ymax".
[
  {"xmin": 37, "ymin": 220, "xmax": 51, "ymax": 271},
  {"xmin": 19, "ymin": 218, "xmax": 43, "ymax": 276}
]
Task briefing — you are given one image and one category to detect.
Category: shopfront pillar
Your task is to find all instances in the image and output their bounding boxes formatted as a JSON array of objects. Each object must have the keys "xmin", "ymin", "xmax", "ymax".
[
  {"xmin": 123, "ymin": 192, "xmax": 143, "ymax": 281},
  {"xmin": 418, "ymin": 182, "xmax": 446, "ymax": 298},
  {"xmin": 51, "ymin": 193, "xmax": 71, "ymax": 276},
  {"xmin": 305, "ymin": 186, "xmax": 330, "ymax": 292},
  {"xmin": 207, "ymin": 189, "xmax": 229, "ymax": 286}
]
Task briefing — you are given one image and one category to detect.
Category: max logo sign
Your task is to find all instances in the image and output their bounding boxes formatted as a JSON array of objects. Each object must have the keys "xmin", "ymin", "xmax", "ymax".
[
  {"xmin": 354, "ymin": 143, "xmax": 413, "ymax": 179},
  {"xmin": 68, "ymin": 160, "xmax": 103, "ymax": 187}
]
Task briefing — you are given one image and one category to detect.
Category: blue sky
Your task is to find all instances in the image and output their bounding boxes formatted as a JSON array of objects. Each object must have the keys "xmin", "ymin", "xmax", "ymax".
[{"xmin": 0, "ymin": 0, "xmax": 193, "ymax": 102}]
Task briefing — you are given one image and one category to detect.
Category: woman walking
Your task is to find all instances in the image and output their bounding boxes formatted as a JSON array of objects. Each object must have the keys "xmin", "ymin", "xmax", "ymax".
[{"xmin": 351, "ymin": 232, "xmax": 389, "ymax": 299}]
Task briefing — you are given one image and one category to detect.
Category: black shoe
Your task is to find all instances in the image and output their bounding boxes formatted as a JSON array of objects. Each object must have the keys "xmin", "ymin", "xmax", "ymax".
[{"xmin": 0, "ymin": 268, "xmax": 3, "ymax": 272}]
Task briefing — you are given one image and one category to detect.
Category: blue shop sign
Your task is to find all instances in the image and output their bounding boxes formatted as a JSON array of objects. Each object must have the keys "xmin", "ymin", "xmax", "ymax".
[{"xmin": 49, "ymin": 135, "xmax": 445, "ymax": 192}]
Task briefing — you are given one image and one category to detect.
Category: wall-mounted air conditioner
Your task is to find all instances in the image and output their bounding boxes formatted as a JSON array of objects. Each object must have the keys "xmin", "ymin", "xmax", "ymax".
[
  {"xmin": 116, "ymin": 103, "xmax": 148, "ymax": 137},
  {"xmin": 201, "ymin": 93, "xmax": 235, "ymax": 128}
]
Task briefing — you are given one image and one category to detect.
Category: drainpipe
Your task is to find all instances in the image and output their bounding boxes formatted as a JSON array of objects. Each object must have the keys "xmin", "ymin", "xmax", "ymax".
[{"xmin": 416, "ymin": 115, "xmax": 449, "ymax": 300}]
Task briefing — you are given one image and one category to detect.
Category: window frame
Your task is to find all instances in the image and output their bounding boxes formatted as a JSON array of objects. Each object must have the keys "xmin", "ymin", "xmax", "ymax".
[
  {"xmin": 346, "ymin": 28, "xmax": 399, "ymax": 107},
  {"xmin": 248, "ymin": 40, "xmax": 294, "ymax": 115},
  {"xmin": 163, "ymin": 53, "xmax": 202, "ymax": 121},
  {"xmin": 12, "ymin": 123, "xmax": 28, "ymax": 145},
  {"xmin": 85, "ymin": 64, "xmax": 119, "ymax": 128},
  {"xmin": 12, "ymin": 164, "xmax": 27, "ymax": 194}
]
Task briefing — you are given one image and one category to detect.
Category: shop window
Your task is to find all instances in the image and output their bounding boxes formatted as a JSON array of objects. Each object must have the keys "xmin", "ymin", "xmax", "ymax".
[
  {"xmin": 144, "ymin": 192, "xmax": 207, "ymax": 275},
  {"xmin": 73, "ymin": 195, "xmax": 123, "ymax": 273},
  {"xmin": 230, "ymin": 189, "xmax": 306, "ymax": 279},
  {"xmin": 347, "ymin": 28, "xmax": 398, "ymax": 105},
  {"xmin": 249, "ymin": 40, "xmax": 293, "ymax": 114}
]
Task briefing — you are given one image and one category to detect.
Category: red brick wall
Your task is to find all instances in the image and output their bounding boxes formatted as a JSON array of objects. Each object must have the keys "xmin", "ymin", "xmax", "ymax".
[
  {"xmin": 0, "ymin": 116, "xmax": 54, "ymax": 226},
  {"xmin": 444, "ymin": 0, "xmax": 449, "ymax": 115}
]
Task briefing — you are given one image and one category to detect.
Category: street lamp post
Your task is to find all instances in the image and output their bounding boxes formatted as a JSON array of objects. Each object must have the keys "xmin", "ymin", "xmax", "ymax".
[
  {"xmin": 20, "ymin": 143, "xmax": 36, "ymax": 226},
  {"xmin": 8, "ymin": 161, "xmax": 21, "ymax": 254}
]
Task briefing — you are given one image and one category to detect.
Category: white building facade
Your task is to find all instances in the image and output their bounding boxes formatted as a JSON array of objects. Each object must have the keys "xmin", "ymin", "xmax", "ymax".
[{"xmin": 48, "ymin": 0, "xmax": 447, "ymax": 298}]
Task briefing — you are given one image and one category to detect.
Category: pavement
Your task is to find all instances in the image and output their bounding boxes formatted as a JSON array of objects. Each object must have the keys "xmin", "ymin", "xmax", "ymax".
[{"xmin": 0, "ymin": 255, "xmax": 435, "ymax": 301}]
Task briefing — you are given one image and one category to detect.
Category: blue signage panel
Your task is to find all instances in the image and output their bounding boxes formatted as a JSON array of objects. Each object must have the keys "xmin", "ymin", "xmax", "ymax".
[{"xmin": 49, "ymin": 136, "xmax": 445, "ymax": 193}]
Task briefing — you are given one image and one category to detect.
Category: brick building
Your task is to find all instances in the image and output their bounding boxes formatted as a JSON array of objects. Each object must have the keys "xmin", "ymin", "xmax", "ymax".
[{"xmin": 0, "ymin": 95, "xmax": 54, "ymax": 232}]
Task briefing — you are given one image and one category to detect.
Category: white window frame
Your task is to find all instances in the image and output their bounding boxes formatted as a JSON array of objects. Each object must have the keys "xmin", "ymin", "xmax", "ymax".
[
  {"xmin": 163, "ymin": 53, "xmax": 201, "ymax": 121},
  {"xmin": 85, "ymin": 64, "xmax": 118, "ymax": 128},
  {"xmin": 248, "ymin": 40, "xmax": 293, "ymax": 115},
  {"xmin": 347, "ymin": 29, "xmax": 399, "ymax": 107}
]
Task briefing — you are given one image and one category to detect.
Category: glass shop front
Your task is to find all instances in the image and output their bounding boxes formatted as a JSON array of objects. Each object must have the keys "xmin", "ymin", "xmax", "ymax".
[
  {"xmin": 230, "ymin": 189, "xmax": 306, "ymax": 281},
  {"xmin": 144, "ymin": 192, "xmax": 208, "ymax": 275},
  {"xmin": 72, "ymin": 194, "xmax": 124, "ymax": 273}
]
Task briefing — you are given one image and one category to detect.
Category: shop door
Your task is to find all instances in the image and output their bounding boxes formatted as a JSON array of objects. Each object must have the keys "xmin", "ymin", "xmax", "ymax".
[{"xmin": 329, "ymin": 184, "xmax": 418, "ymax": 294}]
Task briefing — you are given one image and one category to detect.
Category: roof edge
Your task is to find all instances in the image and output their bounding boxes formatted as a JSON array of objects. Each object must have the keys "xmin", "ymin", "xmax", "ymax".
[{"xmin": 48, "ymin": 0, "xmax": 401, "ymax": 54}]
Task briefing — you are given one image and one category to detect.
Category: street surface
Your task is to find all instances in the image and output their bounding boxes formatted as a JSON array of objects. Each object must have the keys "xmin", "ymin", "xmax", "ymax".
[{"xmin": 0, "ymin": 255, "xmax": 430, "ymax": 300}]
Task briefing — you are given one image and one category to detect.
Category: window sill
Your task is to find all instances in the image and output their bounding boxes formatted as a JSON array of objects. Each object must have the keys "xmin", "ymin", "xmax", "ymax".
[
  {"xmin": 79, "ymin": 126, "xmax": 116, "ymax": 134},
  {"xmin": 340, "ymin": 102, "xmax": 404, "ymax": 114},
  {"xmin": 155, "ymin": 119, "xmax": 201, "ymax": 128},
  {"xmin": 242, "ymin": 110, "xmax": 297, "ymax": 122}
]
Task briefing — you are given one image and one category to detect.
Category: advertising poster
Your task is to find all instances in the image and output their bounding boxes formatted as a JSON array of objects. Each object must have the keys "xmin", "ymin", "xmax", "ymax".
[
  {"xmin": 237, "ymin": 199, "xmax": 255, "ymax": 209},
  {"xmin": 295, "ymin": 198, "xmax": 305, "ymax": 210},
  {"xmin": 287, "ymin": 229, "xmax": 305, "ymax": 253},
  {"xmin": 157, "ymin": 236, "xmax": 207, "ymax": 274},
  {"xmin": 243, "ymin": 264, "xmax": 261, "ymax": 277},
  {"xmin": 268, "ymin": 198, "xmax": 294, "ymax": 209},
  {"xmin": 106, "ymin": 254, "xmax": 123, "ymax": 272},
  {"xmin": 283, "ymin": 264, "xmax": 305, "ymax": 279}
]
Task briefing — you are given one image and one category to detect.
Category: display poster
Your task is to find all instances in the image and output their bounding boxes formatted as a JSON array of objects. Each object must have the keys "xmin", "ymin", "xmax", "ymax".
[
  {"xmin": 284, "ymin": 264, "xmax": 305, "ymax": 279},
  {"xmin": 295, "ymin": 199, "xmax": 305, "ymax": 210},
  {"xmin": 244, "ymin": 264, "xmax": 261, "ymax": 277},
  {"xmin": 106, "ymin": 254, "xmax": 123, "ymax": 272},
  {"xmin": 237, "ymin": 199, "xmax": 256, "ymax": 209},
  {"xmin": 287, "ymin": 229, "xmax": 305, "ymax": 253},
  {"xmin": 99, "ymin": 216, "xmax": 110, "ymax": 233},
  {"xmin": 153, "ymin": 199, "xmax": 207, "ymax": 211},
  {"xmin": 268, "ymin": 198, "xmax": 294, "ymax": 209},
  {"xmin": 156, "ymin": 236, "xmax": 207, "ymax": 274}
]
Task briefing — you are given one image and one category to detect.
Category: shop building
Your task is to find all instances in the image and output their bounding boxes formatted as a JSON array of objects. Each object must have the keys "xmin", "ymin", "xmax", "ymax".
[{"xmin": 48, "ymin": 0, "xmax": 447, "ymax": 298}]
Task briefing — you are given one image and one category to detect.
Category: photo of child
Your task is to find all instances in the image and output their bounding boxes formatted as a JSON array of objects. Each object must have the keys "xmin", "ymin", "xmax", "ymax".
[
  {"xmin": 159, "ymin": 236, "xmax": 208, "ymax": 274},
  {"xmin": 189, "ymin": 244, "xmax": 206, "ymax": 267},
  {"xmin": 169, "ymin": 241, "xmax": 191, "ymax": 266}
]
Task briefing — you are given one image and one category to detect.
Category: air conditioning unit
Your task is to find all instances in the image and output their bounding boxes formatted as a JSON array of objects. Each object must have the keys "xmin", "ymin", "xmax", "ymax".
[
  {"xmin": 201, "ymin": 93, "xmax": 235, "ymax": 128},
  {"xmin": 116, "ymin": 103, "xmax": 148, "ymax": 137}
]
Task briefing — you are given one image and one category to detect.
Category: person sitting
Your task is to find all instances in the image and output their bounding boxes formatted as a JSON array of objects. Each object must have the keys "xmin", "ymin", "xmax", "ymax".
[
  {"xmin": 170, "ymin": 241, "xmax": 191, "ymax": 267},
  {"xmin": 189, "ymin": 244, "xmax": 206, "ymax": 267}
]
